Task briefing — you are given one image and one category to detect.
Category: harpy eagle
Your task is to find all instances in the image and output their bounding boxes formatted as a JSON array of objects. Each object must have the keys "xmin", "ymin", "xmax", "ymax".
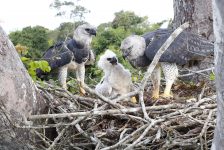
[
  {"xmin": 120, "ymin": 29, "xmax": 214, "ymax": 99},
  {"xmin": 95, "ymin": 50, "xmax": 136, "ymax": 102},
  {"xmin": 37, "ymin": 24, "xmax": 96, "ymax": 94}
]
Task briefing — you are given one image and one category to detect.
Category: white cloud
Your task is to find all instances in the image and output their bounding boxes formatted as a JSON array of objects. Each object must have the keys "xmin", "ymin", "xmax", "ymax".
[{"xmin": 0, "ymin": 0, "xmax": 173, "ymax": 33}]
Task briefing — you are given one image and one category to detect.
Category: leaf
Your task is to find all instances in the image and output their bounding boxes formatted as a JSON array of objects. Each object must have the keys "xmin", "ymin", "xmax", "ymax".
[
  {"xmin": 21, "ymin": 57, "xmax": 30, "ymax": 62},
  {"xmin": 210, "ymin": 72, "xmax": 215, "ymax": 81}
]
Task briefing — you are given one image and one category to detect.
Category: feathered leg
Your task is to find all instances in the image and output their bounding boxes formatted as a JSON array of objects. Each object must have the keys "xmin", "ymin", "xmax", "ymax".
[
  {"xmin": 76, "ymin": 64, "xmax": 86, "ymax": 95},
  {"xmin": 160, "ymin": 62, "xmax": 178, "ymax": 98},
  {"xmin": 151, "ymin": 64, "xmax": 161, "ymax": 99},
  {"xmin": 58, "ymin": 66, "xmax": 68, "ymax": 90}
]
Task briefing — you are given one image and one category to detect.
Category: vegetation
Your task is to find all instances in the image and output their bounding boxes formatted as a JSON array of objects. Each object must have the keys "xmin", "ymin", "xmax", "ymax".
[
  {"xmin": 9, "ymin": 10, "xmax": 165, "ymax": 91},
  {"xmin": 9, "ymin": 26, "xmax": 49, "ymax": 58}
]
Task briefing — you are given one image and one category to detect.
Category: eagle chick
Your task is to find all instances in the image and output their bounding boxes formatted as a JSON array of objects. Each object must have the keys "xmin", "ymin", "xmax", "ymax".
[{"xmin": 95, "ymin": 50, "xmax": 134, "ymax": 101}]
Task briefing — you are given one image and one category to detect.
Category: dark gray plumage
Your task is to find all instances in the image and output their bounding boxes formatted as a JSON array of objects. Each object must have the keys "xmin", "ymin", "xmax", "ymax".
[
  {"xmin": 143, "ymin": 29, "xmax": 214, "ymax": 65},
  {"xmin": 40, "ymin": 39, "xmax": 89, "ymax": 70},
  {"xmin": 37, "ymin": 24, "xmax": 96, "ymax": 93},
  {"xmin": 120, "ymin": 29, "xmax": 214, "ymax": 98}
]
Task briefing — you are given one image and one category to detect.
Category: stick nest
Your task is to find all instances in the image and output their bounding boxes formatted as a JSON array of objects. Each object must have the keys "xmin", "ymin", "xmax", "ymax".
[{"xmin": 28, "ymin": 80, "xmax": 216, "ymax": 150}]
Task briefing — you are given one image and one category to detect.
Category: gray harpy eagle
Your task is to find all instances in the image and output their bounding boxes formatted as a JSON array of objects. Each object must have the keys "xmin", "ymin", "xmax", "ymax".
[
  {"xmin": 95, "ymin": 50, "xmax": 136, "ymax": 103},
  {"xmin": 120, "ymin": 29, "xmax": 214, "ymax": 99},
  {"xmin": 37, "ymin": 24, "xmax": 96, "ymax": 94}
]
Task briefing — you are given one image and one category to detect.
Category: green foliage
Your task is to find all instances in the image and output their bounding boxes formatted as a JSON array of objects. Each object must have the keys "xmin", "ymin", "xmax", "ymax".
[
  {"xmin": 112, "ymin": 11, "xmax": 147, "ymax": 30},
  {"xmin": 15, "ymin": 44, "xmax": 29, "ymax": 55},
  {"xmin": 21, "ymin": 57, "xmax": 51, "ymax": 81},
  {"xmin": 56, "ymin": 22, "xmax": 76, "ymax": 41},
  {"xmin": 92, "ymin": 27, "xmax": 131, "ymax": 55},
  {"xmin": 210, "ymin": 72, "xmax": 215, "ymax": 81},
  {"xmin": 55, "ymin": 21, "xmax": 85, "ymax": 41},
  {"xmin": 9, "ymin": 26, "xmax": 49, "ymax": 58},
  {"xmin": 92, "ymin": 11, "xmax": 163, "ymax": 56}
]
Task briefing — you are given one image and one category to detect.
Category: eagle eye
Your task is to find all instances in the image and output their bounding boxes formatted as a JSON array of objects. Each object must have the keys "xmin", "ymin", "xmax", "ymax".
[
  {"xmin": 85, "ymin": 28, "xmax": 90, "ymax": 32},
  {"xmin": 128, "ymin": 46, "xmax": 133, "ymax": 50}
]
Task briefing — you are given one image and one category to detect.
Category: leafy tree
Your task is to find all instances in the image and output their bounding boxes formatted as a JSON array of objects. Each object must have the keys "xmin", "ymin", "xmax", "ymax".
[
  {"xmin": 9, "ymin": 26, "xmax": 49, "ymax": 58},
  {"xmin": 92, "ymin": 11, "xmax": 163, "ymax": 56},
  {"xmin": 92, "ymin": 26, "xmax": 130, "ymax": 55},
  {"xmin": 50, "ymin": 0, "xmax": 89, "ymax": 21},
  {"xmin": 55, "ymin": 21, "xmax": 85, "ymax": 41},
  {"xmin": 112, "ymin": 11, "xmax": 148, "ymax": 30}
]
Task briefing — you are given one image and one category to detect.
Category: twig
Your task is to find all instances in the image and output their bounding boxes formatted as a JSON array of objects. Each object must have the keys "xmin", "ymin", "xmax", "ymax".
[
  {"xmin": 139, "ymin": 91, "xmax": 151, "ymax": 122},
  {"xmin": 124, "ymin": 119, "xmax": 164, "ymax": 150},
  {"xmin": 101, "ymin": 124, "xmax": 148, "ymax": 150},
  {"xmin": 83, "ymin": 84, "xmax": 125, "ymax": 109},
  {"xmin": 179, "ymin": 67, "xmax": 214, "ymax": 77},
  {"xmin": 194, "ymin": 95, "xmax": 216, "ymax": 107},
  {"xmin": 112, "ymin": 90, "xmax": 139, "ymax": 103},
  {"xmin": 198, "ymin": 84, "xmax": 206, "ymax": 100},
  {"xmin": 75, "ymin": 123, "xmax": 99, "ymax": 144},
  {"xmin": 32, "ymin": 130, "xmax": 51, "ymax": 147},
  {"xmin": 46, "ymin": 117, "xmax": 86, "ymax": 150},
  {"xmin": 119, "ymin": 128, "xmax": 131, "ymax": 141},
  {"xmin": 47, "ymin": 127, "xmax": 68, "ymax": 150},
  {"xmin": 199, "ymin": 110, "xmax": 213, "ymax": 150},
  {"xmin": 29, "ymin": 104, "xmax": 181, "ymax": 120}
]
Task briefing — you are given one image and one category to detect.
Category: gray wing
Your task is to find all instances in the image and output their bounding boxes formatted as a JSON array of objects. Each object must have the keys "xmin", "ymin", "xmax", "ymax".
[
  {"xmin": 129, "ymin": 55, "xmax": 151, "ymax": 68},
  {"xmin": 36, "ymin": 42, "xmax": 74, "ymax": 77},
  {"xmin": 142, "ymin": 29, "xmax": 173, "ymax": 46},
  {"xmin": 144, "ymin": 30, "xmax": 214, "ymax": 65},
  {"xmin": 66, "ymin": 39, "xmax": 90, "ymax": 64},
  {"xmin": 43, "ymin": 42, "xmax": 74, "ymax": 69}
]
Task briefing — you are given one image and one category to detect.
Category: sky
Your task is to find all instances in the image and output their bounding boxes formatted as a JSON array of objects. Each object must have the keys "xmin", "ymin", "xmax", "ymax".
[{"xmin": 0, "ymin": 0, "xmax": 173, "ymax": 34}]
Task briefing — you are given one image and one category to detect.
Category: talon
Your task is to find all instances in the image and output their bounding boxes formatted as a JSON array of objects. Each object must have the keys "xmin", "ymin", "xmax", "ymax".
[
  {"xmin": 151, "ymin": 93, "xmax": 160, "ymax": 99},
  {"xmin": 151, "ymin": 88, "xmax": 160, "ymax": 99},
  {"xmin": 130, "ymin": 96, "xmax": 137, "ymax": 103},
  {"xmin": 79, "ymin": 87, "xmax": 86, "ymax": 96},
  {"xmin": 79, "ymin": 81, "xmax": 86, "ymax": 96},
  {"xmin": 62, "ymin": 84, "xmax": 68, "ymax": 90},
  {"xmin": 160, "ymin": 93, "xmax": 173, "ymax": 99}
]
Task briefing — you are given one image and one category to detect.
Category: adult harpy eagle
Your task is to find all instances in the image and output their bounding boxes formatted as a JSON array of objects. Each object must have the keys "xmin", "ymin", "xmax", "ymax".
[
  {"xmin": 95, "ymin": 50, "xmax": 136, "ymax": 102},
  {"xmin": 37, "ymin": 24, "xmax": 96, "ymax": 94},
  {"xmin": 120, "ymin": 29, "xmax": 214, "ymax": 99}
]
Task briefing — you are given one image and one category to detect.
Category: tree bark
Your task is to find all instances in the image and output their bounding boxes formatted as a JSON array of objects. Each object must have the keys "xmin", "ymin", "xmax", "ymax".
[
  {"xmin": 211, "ymin": 0, "xmax": 224, "ymax": 149},
  {"xmin": 173, "ymin": 0, "xmax": 213, "ymax": 41},
  {"xmin": 0, "ymin": 25, "xmax": 46, "ymax": 149}
]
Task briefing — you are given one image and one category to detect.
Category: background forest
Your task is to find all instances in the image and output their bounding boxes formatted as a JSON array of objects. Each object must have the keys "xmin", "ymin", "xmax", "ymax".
[{"xmin": 9, "ymin": 4, "xmax": 166, "ymax": 92}]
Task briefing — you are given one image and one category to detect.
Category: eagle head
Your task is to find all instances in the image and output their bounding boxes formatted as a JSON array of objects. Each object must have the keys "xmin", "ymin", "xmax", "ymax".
[
  {"xmin": 98, "ymin": 50, "xmax": 118, "ymax": 70},
  {"xmin": 73, "ymin": 24, "xmax": 97, "ymax": 46},
  {"xmin": 120, "ymin": 35, "xmax": 146, "ymax": 61}
]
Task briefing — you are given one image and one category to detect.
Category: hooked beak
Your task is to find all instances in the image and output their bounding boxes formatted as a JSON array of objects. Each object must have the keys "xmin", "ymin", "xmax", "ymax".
[
  {"xmin": 121, "ymin": 46, "xmax": 133, "ymax": 59},
  {"xmin": 89, "ymin": 29, "xmax": 97, "ymax": 36},
  {"xmin": 110, "ymin": 57, "xmax": 118, "ymax": 65}
]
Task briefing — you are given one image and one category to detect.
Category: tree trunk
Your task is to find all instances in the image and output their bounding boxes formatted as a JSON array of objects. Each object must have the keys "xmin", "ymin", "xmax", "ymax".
[
  {"xmin": 0, "ymin": 25, "xmax": 46, "ymax": 149},
  {"xmin": 172, "ymin": 0, "xmax": 214, "ymax": 82},
  {"xmin": 211, "ymin": 0, "xmax": 224, "ymax": 149},
  {"xmin": 173, "ymin": 0, "xmax": 213, "ymax": 40}
]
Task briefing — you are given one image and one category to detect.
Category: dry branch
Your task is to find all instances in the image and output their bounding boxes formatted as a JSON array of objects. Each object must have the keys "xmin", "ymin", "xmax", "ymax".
[{"xmin": 28, "ymin": 104, "xmax": 181, "ymax": 120}]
